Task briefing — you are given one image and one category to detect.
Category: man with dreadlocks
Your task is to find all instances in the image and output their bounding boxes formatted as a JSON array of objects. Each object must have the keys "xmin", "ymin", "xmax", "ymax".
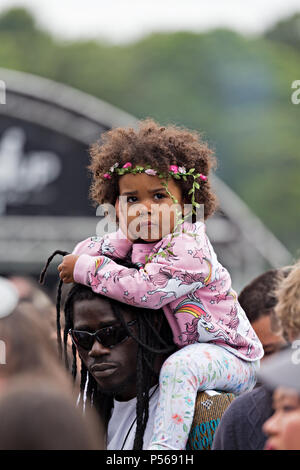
[
  {"xmin": 41, "ymin": 254, "xmax": 235, "ymax": 450},
  {"xmin": 62, "ymin": 281, "xmax": 175, "ymax": 450}
]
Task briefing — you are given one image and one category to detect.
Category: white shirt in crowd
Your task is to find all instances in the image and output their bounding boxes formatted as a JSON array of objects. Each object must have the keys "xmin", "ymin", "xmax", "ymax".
[{"xmin": 107, "ymin": 385, "xmax": 159, "ymax": 450}]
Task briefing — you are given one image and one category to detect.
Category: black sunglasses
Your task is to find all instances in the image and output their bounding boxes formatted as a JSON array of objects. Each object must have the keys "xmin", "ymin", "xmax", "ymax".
[{"xmin": 69, "ymin": 319, "xmax": 137, "ymax": 350}]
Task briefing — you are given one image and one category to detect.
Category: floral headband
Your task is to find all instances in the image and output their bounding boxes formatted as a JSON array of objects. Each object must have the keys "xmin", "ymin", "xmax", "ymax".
[{"xmin": 103, "ymin": 162, "xmax": 207, "ymax": 215}]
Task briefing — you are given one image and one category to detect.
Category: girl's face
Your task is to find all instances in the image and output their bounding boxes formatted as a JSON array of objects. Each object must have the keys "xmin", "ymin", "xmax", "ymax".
[
  {"xmin": 263, "ymin": 386, "xmax": 300, "ymax": 450},
  {"xmin": 116, "ymin": 172, "xmax": 184, "ymax": 242}
]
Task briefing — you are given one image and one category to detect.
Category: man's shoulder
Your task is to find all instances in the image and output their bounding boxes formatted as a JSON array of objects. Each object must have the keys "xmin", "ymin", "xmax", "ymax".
[
  {"xmin": 229, "ymin": 384, "xmax": 271, "ymax": 407},
  {"xmin": 211, "ymin": 386, "xmax": 273, "ymax": 450},
  {"xmin": 218, "ymin": 385, "xmax": 272, "ymax": 421}
]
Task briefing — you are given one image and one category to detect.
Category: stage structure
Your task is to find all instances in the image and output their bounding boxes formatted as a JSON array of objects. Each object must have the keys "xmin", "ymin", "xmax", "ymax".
[{"xmin": 0, "ymin": 68, "xmax": 292, "ymax": 291}]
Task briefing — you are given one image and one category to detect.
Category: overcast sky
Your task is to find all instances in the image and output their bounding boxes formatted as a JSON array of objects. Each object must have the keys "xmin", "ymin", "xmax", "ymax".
[{"xmin": 0, "ymin": 0, "xmax": 300, "ymax": 43}]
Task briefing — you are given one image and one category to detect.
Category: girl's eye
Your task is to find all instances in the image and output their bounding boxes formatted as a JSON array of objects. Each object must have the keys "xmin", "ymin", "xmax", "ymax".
[
  {"xmin": 154, "ymin": 193, "xmax": 166, "ymax": 200},
  {"xmin": 127, "ymin": 196, "xmax": 138, "ymax": 203}
]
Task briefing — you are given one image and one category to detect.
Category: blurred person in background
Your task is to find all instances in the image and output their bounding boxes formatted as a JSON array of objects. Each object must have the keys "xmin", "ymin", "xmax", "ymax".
[
  {"xmin": 0, "ymin": 301, "xmax": 69, "ymax": 394},
  {"xmin": 8, "ymin": 274, "xmax": 80, "ymax": 385},
  {"xmin": 212, "ymin": 266, "xmax": 291, "ymax": 450},
  {"xmin": 0, "ymin": 374, "xmax": 104, "ymax": 450},
  {"xmin": 238, "ymin": 268, "xmax": 289, "ymax": 359},
  {"xmin": 0, "ymin": 276, "xmax": 68, "ymax": 393},
  {"xmin": 272, "ymin": 259, "xmax": 300, "ymax": 343},
  {"xmin": 260, "ymin": 258, "xmax": 300, "ymax": 450},
  {"xmin": 258, "ymin": 345, "xmax": 300, "ymax": 450},
  {"xmin": 0, "ymin": 276, "xmax": 105, "ymax": 449},
  {"xmin": 9, "ymin": 275, "xmax": 60, "ymax": 341},
  {"xmin": 263, "ymin": 386, "xmax": 300, "ymax": 451}
]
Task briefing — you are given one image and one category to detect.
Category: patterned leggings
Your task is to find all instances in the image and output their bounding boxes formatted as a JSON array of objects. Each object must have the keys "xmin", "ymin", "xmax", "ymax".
[{"xmin": 148, "ymin": 343, "xmax": 259, "ymax": 450}]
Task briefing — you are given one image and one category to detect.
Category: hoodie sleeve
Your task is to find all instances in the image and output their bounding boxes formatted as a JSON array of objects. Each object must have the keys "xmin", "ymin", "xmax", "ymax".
[
  {"xmin": 72, "ymin": 228, "xmax": 133, "ymax": 260},
  {"xmin": 73, "ymin": 225, "xmax": 211, "ymax": 309}
]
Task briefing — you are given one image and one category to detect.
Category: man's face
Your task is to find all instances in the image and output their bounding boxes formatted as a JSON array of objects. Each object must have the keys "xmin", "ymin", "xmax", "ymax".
[
  {"xmin": 252, "ymin": 313, "xmax": 286, "ymax": 360},
  {"xmin": 72, "ymin": 297, "xmax": 138, "ymax": 401}
]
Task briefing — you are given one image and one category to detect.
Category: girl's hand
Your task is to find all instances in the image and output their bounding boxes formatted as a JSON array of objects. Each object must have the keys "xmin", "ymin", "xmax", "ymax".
[{"xmin": 58, "ymin": 254, "xmax": 79, "ymax": 283}]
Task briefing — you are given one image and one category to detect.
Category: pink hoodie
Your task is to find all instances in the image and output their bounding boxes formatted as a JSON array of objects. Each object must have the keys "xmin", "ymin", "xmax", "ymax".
[{"xmin": 73, "ymin": 221, "xmax": 264, "ymax": 362}]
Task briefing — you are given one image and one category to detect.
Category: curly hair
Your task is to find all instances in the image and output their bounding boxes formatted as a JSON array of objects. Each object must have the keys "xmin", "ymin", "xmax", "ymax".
[
  {"xmin": 274, "ymin": 260, "xmax": 300, "ymax": 341},
  {"xmin": 238, "ymin": 269, "xmax": 284, "ymax": 324},
  {"xmin": 89, "ymin": 119, "xmax": 218, "ymax": 220}
]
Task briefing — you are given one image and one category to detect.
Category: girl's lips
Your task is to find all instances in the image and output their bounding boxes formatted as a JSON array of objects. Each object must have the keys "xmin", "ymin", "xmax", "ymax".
[{"xmin": 139, "ymin": 221, "xmax": 157, "ymax": 227}]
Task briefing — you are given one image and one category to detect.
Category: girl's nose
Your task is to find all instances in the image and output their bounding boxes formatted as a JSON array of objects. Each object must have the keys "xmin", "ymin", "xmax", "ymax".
[
  {"xmin": 88, "ymin": 339, "xmax": 110, "ymax": 357},
  {"xmin": 139, "ymin": 199, "xmax": 152, "ymax": 215}
]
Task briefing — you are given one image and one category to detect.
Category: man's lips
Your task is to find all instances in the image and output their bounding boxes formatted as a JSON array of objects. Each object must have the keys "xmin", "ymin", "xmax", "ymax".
[{"xmin": 90, "ymin": 363, "xmax": 118, "ymax": 377}]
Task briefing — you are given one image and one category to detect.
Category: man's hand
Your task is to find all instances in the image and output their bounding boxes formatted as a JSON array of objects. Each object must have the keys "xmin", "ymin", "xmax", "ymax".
[{"xmin": 58, "ymin": 254, "xmax": 79, "ymax": 283}]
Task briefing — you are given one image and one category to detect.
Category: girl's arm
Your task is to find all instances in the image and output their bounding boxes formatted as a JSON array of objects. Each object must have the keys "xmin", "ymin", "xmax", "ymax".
[
  {"xmin": 72, "ymin": 229, "xmax": 212, "ymax": 309},
  {"xmin": 72, "ymin": 228, "xmax": 133, "ymax": 260}
]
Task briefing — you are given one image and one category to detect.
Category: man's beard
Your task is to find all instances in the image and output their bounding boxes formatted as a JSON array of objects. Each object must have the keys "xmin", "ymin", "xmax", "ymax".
[{"xmin": 95, "ymin": 371, "xmax": 137, "ymax": 399}]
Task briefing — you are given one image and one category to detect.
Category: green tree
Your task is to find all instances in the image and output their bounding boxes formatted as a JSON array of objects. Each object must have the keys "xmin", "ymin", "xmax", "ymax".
[
  {"xmin": 265, "ymin": 13, "xmax": 300, "ymax": 51},
  {"xmin": 0, "ymin": 8, "xmax": 299, "ymax": 255},
  {"xmin": 0, "ymin": 7, "xmax": 36, "ymax": 32}
]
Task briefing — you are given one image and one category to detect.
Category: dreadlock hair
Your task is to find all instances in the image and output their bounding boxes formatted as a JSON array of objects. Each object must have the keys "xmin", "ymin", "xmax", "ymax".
[
  {"xmin": 40, "ymin": 251, "xmax": 176, "ymax": 450},
  {"xmin": 40, "ymin": 250, "xmax": 69, "ymax": 361}
]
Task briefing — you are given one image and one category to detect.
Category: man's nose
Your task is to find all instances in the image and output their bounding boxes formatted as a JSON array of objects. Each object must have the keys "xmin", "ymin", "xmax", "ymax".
[{"xmin": 88, "ymin": 339, "xmax": 110, "ymax": 357}]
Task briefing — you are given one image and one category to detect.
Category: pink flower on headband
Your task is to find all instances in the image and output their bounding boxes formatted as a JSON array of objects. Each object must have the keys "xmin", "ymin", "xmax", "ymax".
[
  {"xmin": 145, "ymin": 169, "xmax": 157, "ymax": 176},
  {"xmin": 103, "ymin": 173, "xmax": 112, "ymax": 179},
  {"xmin": 122, "ymin": 162, "xmax": 132, "ymax": 169},
  {"xmin": 169, "ymin": 165, "xmax": 179, "ymax": 173},
  {"xmin": 199, "ymin": 174, "xmax": 207, "ymax": 181}
]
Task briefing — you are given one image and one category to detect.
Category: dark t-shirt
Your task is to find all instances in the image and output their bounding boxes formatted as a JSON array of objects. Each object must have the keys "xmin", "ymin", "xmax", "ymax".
[{"xmin": 211, "ymin": 386, "xmax": 273, "ymax": 450}]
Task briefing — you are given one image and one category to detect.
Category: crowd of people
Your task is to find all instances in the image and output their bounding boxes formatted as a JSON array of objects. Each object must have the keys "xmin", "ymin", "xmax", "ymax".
[{"xmin": 1, "ymin": 119, "xmax": 300, "ymax": 451}]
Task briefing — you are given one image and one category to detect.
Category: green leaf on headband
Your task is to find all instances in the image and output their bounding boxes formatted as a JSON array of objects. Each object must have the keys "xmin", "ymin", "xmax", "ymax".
[{"xmin": 194, "ymin": 182, "xmax": 200, "ymax": 189}]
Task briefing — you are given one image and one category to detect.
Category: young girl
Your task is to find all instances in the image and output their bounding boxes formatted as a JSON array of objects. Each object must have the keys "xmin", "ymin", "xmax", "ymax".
[{"xmin": 58, "ymin": 119, "xmax": 264, "ymax": 450}]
